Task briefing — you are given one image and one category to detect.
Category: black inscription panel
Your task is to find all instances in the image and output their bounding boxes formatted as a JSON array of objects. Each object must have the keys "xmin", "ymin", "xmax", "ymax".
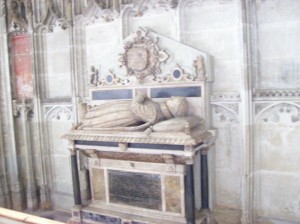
[{"xmin": 108, "ymin": 170, "xmax": 162, "ymax": 210}]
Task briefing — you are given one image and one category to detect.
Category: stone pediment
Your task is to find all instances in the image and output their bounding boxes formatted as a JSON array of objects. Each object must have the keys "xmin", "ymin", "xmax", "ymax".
[{"xmin": 89, "ymin": 27, "xmax": 213, "ymax": 88}]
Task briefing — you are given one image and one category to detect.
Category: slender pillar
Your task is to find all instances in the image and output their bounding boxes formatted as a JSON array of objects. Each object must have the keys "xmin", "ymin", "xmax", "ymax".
[
  {"xmin": 200, "ymin": 148, "xmax": 209, "ymax": 209},
  {"xmin": 19, "ymin": 99, "xmax": 39, "ymax": 210},
  {"xmin": 185, "ymin": 164, "xmax": 195, "ymax": 224},
  {"xmin": 113, "ymin": 0, "xmax": 120, "ymax": 16},
  {"xmin": 199, "ymin": 147, "xmax": 216, "ymax": 224},
  {"xmin": 69, "ymin": 142, "xmax": 81, "ymax": 206}
]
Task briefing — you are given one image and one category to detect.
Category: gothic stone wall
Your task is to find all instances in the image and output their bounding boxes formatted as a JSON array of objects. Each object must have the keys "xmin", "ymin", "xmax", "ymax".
[{"xmin": 0, "ymin": 0, "xmax": 299, "ymax": 223}]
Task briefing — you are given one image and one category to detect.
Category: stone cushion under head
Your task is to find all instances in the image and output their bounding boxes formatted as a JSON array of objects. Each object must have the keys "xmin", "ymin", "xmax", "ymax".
[{"xmin": 151, "ymin": 115, "xmax": 204, "ymax": 133}]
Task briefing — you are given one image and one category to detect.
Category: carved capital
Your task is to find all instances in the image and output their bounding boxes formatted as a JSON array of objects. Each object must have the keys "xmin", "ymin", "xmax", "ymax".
[
  {"xmin": 200, "ymin": 147, "xmax": 210, "ymax": 155},
  {"xmin": 12, "ymin": 99, "xmax": 33, "ymax": 119},
  {"xmin": 8, "ymin": 0, "xmax": 30, "ymax": 32},
  {"xmin": 185, "ymin": 156, "xmax": 194, "ymax": 165},
  {"xmin": 184, "ymin": 145, "xmax": 193, "ymax": 152},
  {"xmin": 68, "ymin": 140, "xmax": 76, "ymax": 155}
]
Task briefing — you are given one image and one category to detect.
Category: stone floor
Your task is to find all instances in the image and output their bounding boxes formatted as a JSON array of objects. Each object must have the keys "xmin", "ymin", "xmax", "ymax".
[
  {"xmin": 28, "ymin": 210, "xmax": 71, "ymax": 223},
  {"xmin": 27, "ymin": 208, "xmax": 300, "ymax": 224}
]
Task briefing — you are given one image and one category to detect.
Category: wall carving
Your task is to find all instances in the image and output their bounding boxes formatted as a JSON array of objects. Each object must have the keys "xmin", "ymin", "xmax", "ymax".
[
  {"xmin": 256, "ymin": 103, "xmax": 300, "ymax": 124},
  {"xmin": 255, "ymin": 102, "xmax": 271, "ymax": 116},
  {"xmin": 118, "ymin": 29, "xmax": 169, "ymax": 81},
  {"xmin": 212, "ymin": 104, "xmax": 239, "ymax": 123},
  {"xmin": 8, "ymin": 0, "xmax": 31, "ymax": 32},
  {"xmin": 151, "ymin": 64, "xmax": 198, "ymax": 83},
  {"xmin": 90, "ymin": 67, "xmax": 131, "ymax": 86},
  {"xmin": 41, "ymin": 0, "xmax": 70, "ymax": 31},
  {"xmin": 89, "ymin": 28, "xmax": 209, "ymax": 86},
  {"xmin": 152, "ymin": 0, "xmax": 178, "ymax": 10},
  {"xmin": 211, "ymin": 92, "xmax": 241, "ymax": 102},
  {"xmin": 180, "ymin": 0, "xmax": 232, "ymax": 8},
  {"xmin": 79, "ymin": 0, "xmax": 179, "ymax": 27},
  {"xmin": 41, "ymin": 97, "xmax": 72, "ymax": 104},
  {"xmin": 90, "ymin": 58, "xmax": 205, "ymax": 87},
  {"xmin": 44, "ymin": 106, "xmax": 72, "ymax": 121},
  {"xmin": 81, "ymin": 0, "xmax": 114, "ymax": 24},
  {"xmin": 253, "ymin": 89, "xmax": 300, "ymax": 99},
  {"xmin": 0, "ymin": 0, "xmax": 5, "ymax": 17}
]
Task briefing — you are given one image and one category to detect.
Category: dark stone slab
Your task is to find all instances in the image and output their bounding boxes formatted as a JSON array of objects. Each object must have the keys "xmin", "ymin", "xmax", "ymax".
[
  {"xmin": 108, "ymin": 170, "xmax": 162, "ymax": 210},
  {"xmin": 92, "ymin": 89, "xmax": 133, "ymax": 100},
  {"xmin": 128, "ymin": 143, "xmax": 184, "ymax": 150},
  {"xmin": 82, "ymin": 211, "xmax": 121, "ymax": 224},
  {"xmin": 151, "ymin": 86, "xmax": 201, "ymax": 98},
  {"xmin": 75, "ymin": 140, "xmax": 118, "ymax": 147},
  {"xmin": 75, "ymin": 140, "xmax": 184, "ymax": 150}
]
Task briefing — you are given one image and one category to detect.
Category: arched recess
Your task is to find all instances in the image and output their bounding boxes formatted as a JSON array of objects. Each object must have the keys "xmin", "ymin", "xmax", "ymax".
[
  {"xmin": 44, "ymin": 105, "xmax": 74, "ymax": 210},
  {"xmin": 121, "ymin": 1, "xmax": 177, "ymax": 40},
  {"xmin": 120, "ymin": 5, "xmax": 136, "ymax": 39},
  {"xmin": 178, "ymin": 0, "xmax": 202, "ymax": 43},
  {"xmin": 211, "ymin": 103, "xmax": 243, "ymax": 210},
  {"xmin": 253, "ymin": 102, "xmax": 300, "ymax": 221}
]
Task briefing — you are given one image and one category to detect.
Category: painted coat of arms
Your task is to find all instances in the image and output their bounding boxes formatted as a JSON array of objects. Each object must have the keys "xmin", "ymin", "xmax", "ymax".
[{"xmin": 118, "ymin": 29, "xmax": 169, "ymax": 80}]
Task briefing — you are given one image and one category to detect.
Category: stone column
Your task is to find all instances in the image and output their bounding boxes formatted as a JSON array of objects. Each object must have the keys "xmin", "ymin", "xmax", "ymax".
[
  {"xmin": 69, "ymin": 141, "xmax": 81, "ymax": 206},
  {"xmin": 69, "ymin": 141, "xmax": 82, "ymax": 223},
  {"xmin": 185, "ymin": 161, "xmax": 195, "ymax": 224},
  {"xmin": 199, "ymin": 147, "xmax": 216, "ymax": 224},
  {"xmin": 15, "ymin": 99, "xmax": 39, "ymax": 210},
  {"xmin": 113, "ymin": 0, "xmax": 120, "ymax": 16},
  {"xmin": 0, "ymin": 0, "xmax": 24, "ymax": 209}
]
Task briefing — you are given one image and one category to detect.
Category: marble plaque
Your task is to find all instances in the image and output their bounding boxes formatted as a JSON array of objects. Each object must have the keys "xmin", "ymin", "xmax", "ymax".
[
  {"xmin": 165, "ymin": 176, "xmax": 181, "ymax": 213},
  {"xmin": 91, "ymin": 168, "xmax": 106, "ymax": 201},
  {"xmin": 108, "ymin": 170, "xmax": 162, "ymax": 210}
]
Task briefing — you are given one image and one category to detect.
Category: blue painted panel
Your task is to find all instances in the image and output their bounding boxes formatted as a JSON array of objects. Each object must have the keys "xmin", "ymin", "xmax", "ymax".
[
  {"xmin": 151, "ymin": 86, "xmax": 201, "ymax": 98},
  {"xmin": 92, "ymin": 89, "xmax": 133, "ymax": 100}
]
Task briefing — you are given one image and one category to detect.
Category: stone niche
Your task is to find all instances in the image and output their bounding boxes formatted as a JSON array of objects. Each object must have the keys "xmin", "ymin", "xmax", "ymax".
[{"xmin": 64, "ymin": 28, "xmax": 215, "ymax": 224}]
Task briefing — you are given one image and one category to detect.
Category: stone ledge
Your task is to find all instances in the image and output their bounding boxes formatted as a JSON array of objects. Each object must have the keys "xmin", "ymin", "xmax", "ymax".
[{"xmin": 63, "ymin": 128, "xmax": 213, "ymax": 147}]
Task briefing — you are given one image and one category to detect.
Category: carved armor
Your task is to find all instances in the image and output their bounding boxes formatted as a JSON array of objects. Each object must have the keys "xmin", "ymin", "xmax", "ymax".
[{"xmin": 78, "ymin": 93, "xmax": 190, "ymax": 131}]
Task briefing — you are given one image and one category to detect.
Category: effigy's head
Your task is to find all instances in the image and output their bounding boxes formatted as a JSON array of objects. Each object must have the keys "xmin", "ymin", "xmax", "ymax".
[{"xmin": 166, "ymin": 97, "xmax": 189, "ymax": 117}]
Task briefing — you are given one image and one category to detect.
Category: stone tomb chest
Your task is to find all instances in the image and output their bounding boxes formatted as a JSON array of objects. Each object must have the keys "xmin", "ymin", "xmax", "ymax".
[{"xmin": 64, "ymin": 28, "xmax": 215, "ymax": 224}]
